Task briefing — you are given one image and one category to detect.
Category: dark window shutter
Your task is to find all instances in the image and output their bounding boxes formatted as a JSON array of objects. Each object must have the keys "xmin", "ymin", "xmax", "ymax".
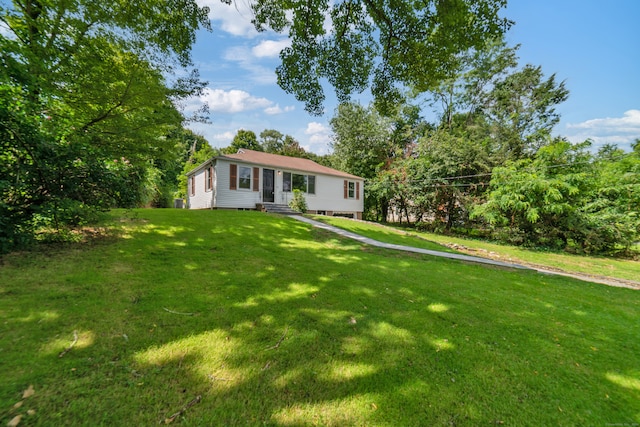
[
  {"xmin": 343, "ymin": 180, "xmax": 348, "ymax": 199},
  {"xmin": 253, "ymin": 167, "xmax": 259, "ymax": 191},
  {"xmin": 190, "ymin": 176, "xmax": 195, "ymax": 195},
  {"xmin": 356, "ymin": 182, "xmax": 360, "ymax": 200},
  {"xmin": 209, "ymin": 166, "xmax": 214, "ymax": 190},
  {"xmin": 230, "ymin": 164, "xmax": 237, "ymax": 190}
]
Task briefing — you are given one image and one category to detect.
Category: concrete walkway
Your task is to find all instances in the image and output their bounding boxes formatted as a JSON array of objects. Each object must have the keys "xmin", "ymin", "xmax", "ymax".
[{"xmin": 292, "ymin": 216, "xmax": 531, "ymax": 270}]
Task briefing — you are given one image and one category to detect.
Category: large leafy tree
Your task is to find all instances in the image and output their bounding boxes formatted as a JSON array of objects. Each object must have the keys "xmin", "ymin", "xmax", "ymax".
[
  {"xmin": 388, "ymin": 40, "xmax": 569, "ymax": 231},
  {"xmin": 243, "ymin": 0, "xmax": 511, "ymax": 114},
  {"xmin": 330, "ymin": 102, "xmax": 393, "ymax": 179},
  {"xmin": 259, "ymin": 129, "xmax": 308, "ymax": 158},
  {"xmin": 428, "ymin": 39, "xmax": 569, "ymax": 160},
  {"xmin": 176, "ymin": 130, "xmax": 218, "ymax": 200},
  {"xmin": 0, "ymin": 0, "xmax": 210, "ymax": 251},
  {"xmin": 280, "ymin": 135, "xmax": 307, "ymax": 158},
  {"xmin": 330, "ymin": 102, "xmax": 393, "ymax": 219},
  {"xmin": 225, "ymin": 129, "xmax": 262, "ymax": 153},
  {"xmin": 330, "ymin": 101, "xmax": 428, "ymax": 220},
  {"xmin": 260, "ymin": 129, "xmax": 286, "ymax": 153},
  {"xmin": 406, "ymin": 128, "xmax": 493, "ymax": 231},
  {"xmin": 484, "ymin": 64, "xmax": 569, "ymax": 160}
]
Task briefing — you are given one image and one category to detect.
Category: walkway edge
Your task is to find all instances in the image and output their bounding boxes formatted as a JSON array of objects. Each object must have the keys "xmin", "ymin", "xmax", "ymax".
[{"xmin": 291, "ymin": 216, "xmax": 531, "ymax": 270}]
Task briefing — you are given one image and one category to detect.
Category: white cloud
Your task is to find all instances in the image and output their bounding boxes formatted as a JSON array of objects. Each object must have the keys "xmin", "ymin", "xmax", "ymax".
[
  {"xmin": 564, "ymin": 109, "xmax": 640, "ymax": 151},
  {"xmin": 198, "ymin": 0, "xmax": 258, "ymax": 37},
  {"xmin": 252, "ymin": 39, "xmax": 290, "ymax": 58},
  {"xmin": 184, "ymin": 86, "xmax": 293, "ymax": 121},
  {"xmin": 305, "ymin": 122, "xmax": 330, "ymax": 136},
  {"xmin": 567, "ymin": 109, "xmax": 640, "ymax": 132},
  {"xmin": 185, "ymin": 122, "xmax": 238, "ymax": 149},
  {"xmin": 210, "ymin": 130, "xmax": 237, "ymax": 144},
  {"xmin": 223, "ymin": 45, "xmax": 253, "ymax": 62},
  {"xmin": 264, "ymin": 104, "xmax": 295, "ymax": 115},
  {"xmin": 201, "ymin": 88, "xmax": 272, "ymax": 113},
  {"xmin": 303, "ymin": 121, "xmax": 332, "ymax": 153}
]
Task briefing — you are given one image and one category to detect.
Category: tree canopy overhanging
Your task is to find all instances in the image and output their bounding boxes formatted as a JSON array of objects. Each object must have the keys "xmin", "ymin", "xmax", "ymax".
[{"xmin": 240, "ymin": 0, "xmax": 511, "ymax": 114}]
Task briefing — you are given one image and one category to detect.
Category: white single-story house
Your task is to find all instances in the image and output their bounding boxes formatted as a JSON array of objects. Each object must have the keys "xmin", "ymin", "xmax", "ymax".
[{"xmin": 186, "ymin": 149, "xmax": 365, "ymax": 219}]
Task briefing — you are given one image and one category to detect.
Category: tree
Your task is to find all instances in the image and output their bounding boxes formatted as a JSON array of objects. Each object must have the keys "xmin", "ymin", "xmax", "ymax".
[
  {"xmin": 330, "ymin": 101, "xmax": 431, "ymax": 220},
  {"xmin": 330, "ymin": 102, "xmax": 393, "ymax": 179},
  {"xmin": 260, "ymin": 129, "xmax": 286, "ymax": 153},
  {"xmin": 281, "ymin": 135, "xmax": 306, "ymax": 157},
  {"xmin": 407, "ymin": 128, "xmax": 493, "ymax": 231},
  {"xmin": 259, "ymin": 129, "xmax": 308, "ymax": 158},
  {"xmin": 427, "ymin": 39, "xmax": 568, "ymax": 160},
  {"xmin": 471, "ymin": 140, "xmax": 593, "ymax": 248},
  {"xmin": 241, "ymin": 0, "xmax": 511, "ymax": 114},
  {"xmin": 582, "ymin": 141, "xmax": 640, "ymax": 254},
  {"xmin": 329, "ymin": 102, "xmax": 394, "ymax": 219},
  {"xmin": 225, "ymin": 129, "xmax": 262, "ymax": 153},
  {"xmin": 0, "ymin": 0, "xmax": 210, "ymax": 251},
  {"xmin": 471, "ymin": 140, "xmax": 640, "ymax": 254},
  {"xmin": 428, "ymin": 39, "xmax": 519, "ymax": 130},
  {"xmin": 484, "ymin": 64, "xmax": 569, "ymax": 160},
  {"xmin": 176, "ymin": 131, "xmax": 218, "ymax": 200}
]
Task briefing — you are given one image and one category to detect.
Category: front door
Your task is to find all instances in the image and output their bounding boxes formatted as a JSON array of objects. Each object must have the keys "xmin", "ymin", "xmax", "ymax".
[{"xmin": 262, "ymin": 168, "xmax": 275, "ymax": 202}]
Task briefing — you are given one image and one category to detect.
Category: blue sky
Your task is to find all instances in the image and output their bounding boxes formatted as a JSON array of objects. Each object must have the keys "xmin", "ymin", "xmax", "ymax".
[{"xmin": 187, "ymin": 0, "xmax": 640, "ymax": 154}]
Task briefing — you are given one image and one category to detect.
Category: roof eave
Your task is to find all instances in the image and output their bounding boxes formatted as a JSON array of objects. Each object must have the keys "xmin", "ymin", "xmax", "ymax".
[
  {"xmin": 217, "ymin": 153, "xmax": 364, "ymax": 180},
  {"xmin": 185, "ymin": 158, "xmax": 214, "ymax": 176}
]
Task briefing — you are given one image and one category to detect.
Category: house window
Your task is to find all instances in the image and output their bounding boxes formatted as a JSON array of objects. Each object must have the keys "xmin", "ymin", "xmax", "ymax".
[
  {"xmin": 205, "ymin": 166, "xmax": 213, "ymax": 191},
  {"xmin": 283, "ymin": 172, "xmax": 315, "ymax": 194},
  {"xmin": 283, "ymin": 172, "xmax": 291, "ymax": 192},
  {"xmin": 343, "ymin": 180, "xmax": 360, "ymax": 199},
  {"xmin": 238, "ymin": 166, "xmax": 251, "ymax": 189},
  {"xmin": 190, "ymin": 176, "xmax": 195, "ymax": 196},
  {"xmin": 293, "ymin": 173, "xmax": 306, "ymax": 192},
  {"xmin": 308, "ymin": 176, "xmax": 315, "ymax": 195}
]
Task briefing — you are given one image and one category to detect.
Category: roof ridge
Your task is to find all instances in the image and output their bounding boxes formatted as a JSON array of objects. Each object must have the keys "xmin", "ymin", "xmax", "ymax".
[{"xmin": 217, "ymin": 149, "xmax": 363, "ymax": 180}]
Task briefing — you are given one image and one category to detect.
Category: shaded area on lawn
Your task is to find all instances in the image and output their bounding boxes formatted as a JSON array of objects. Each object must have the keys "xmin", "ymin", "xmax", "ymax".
[{"xmin": 0, "ymin": 209, "xmax": 638, "ymax": 425}]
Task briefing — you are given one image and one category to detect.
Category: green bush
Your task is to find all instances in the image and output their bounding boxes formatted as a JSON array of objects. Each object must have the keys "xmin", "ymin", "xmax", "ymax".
[{"xmin": 288, "ymin": 189, "xmax": 307, "ymax": 213}]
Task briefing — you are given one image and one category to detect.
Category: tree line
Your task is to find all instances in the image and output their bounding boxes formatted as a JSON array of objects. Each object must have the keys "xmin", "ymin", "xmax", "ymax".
[
  {"xmin": 7, "ymin": 0, "xmax": 506, "ymax": 253},
  {"xmin": 328, "ymin": 41, "xmax": 639, "ymax": 255},
  {"xmin": 2, "ymin": 1, "xmax": 636, "ymax": 256}
]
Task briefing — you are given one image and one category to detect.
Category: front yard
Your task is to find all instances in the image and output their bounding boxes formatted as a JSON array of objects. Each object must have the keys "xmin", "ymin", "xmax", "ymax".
[{"xmin": 1, "ymin": 209, "xmax": 638, "ymax": 425}]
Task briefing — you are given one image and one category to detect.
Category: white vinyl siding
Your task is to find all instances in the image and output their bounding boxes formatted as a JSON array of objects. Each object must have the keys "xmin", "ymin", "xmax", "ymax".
[
  {"xmin": 278, "ymin": 173, "xmax": 363, "ymax": 214},
  {"xmin": 187, "ymin": 165, "xmax": 215, "ymax": 209},
  {"xmin": 215, "ymin": 159, "xmax": 262, "ymax": 208},
  {"xmin": 187, "ymin": 157, "xmax": 363, "ymax": 215}
]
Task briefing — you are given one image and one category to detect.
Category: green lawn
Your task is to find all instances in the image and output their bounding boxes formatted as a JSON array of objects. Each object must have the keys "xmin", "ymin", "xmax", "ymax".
[
  {"xmin": 313, "ymin": 215, "xmax": 640, "ymax": 283},
  {"xmin": 1, "ymin": 209, "xmax": 639, "ymax": 426}
]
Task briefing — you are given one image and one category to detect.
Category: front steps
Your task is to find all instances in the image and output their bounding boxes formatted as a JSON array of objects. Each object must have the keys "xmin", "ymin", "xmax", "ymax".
[{"xmin": 257, "ymin": 203, "xmax": 302, "ymax": 215}]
